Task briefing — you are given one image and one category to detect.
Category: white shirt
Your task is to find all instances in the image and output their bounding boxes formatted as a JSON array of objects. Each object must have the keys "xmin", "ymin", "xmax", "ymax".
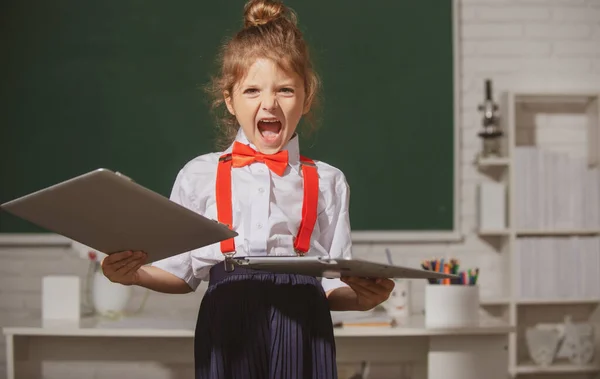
[{"xmin": 152, "ymin": 129, "xmax": 352, "ymax": 293}]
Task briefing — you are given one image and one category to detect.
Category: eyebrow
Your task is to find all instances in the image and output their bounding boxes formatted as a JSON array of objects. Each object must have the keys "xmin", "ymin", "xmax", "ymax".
[{"xmin": 240, "ymin": 82, "xmax": 298, "ymax": 88}]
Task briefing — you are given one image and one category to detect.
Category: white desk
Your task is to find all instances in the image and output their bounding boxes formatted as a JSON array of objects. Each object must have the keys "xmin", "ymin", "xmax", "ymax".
[{"xmin": 4, "ymin": 315, "xmax": 514, "ymax": 379}]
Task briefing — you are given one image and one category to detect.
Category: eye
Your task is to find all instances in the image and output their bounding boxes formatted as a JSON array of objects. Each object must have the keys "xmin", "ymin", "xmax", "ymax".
[
  {"xmin": 279, "ymin": 87, "xmax": 294, "ymax": 94},
  {"xmin": 243, "ymin": 88, "xmax": 259, "ymax": 95}
]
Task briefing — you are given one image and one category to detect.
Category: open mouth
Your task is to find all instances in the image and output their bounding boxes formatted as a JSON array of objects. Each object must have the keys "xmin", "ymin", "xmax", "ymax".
[{"xmin": 257, "ymin": 118, "xmax": 282, "ymax": 143}]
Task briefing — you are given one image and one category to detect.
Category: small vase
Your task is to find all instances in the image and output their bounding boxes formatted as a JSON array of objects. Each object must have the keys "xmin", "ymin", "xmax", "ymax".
[{"xmin": 92, "ymin": 271, "xmax": 132, "ymax": 318}]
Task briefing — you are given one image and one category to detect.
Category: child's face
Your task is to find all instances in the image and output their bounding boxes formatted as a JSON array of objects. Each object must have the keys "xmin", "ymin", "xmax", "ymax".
[{"xmin": 225, "ymin": 58, "xmax": 309, "ymax": 155}]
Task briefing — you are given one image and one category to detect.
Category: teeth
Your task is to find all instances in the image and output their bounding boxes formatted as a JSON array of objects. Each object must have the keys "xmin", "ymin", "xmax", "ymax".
[{"xmin": 260, "ymin": 119, "xmax": 279, "ymax": 123}]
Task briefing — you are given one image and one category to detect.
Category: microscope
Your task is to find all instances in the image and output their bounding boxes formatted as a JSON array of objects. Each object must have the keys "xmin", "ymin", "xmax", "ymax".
[{"xmin": 477, "ymin": 79, "xmax": 503, "ymax": 158}]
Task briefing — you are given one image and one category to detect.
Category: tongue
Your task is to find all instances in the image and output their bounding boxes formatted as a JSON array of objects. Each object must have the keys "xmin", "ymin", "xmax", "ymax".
[{"xmin": 258, "ymin": 121, "xmax": 281, "ymax": 139}]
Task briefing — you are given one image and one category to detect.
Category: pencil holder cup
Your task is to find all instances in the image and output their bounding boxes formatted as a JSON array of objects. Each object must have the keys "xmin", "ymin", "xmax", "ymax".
[{"xmin": 425, "ymin": 285, "xmax": 479, "ymax": 328}]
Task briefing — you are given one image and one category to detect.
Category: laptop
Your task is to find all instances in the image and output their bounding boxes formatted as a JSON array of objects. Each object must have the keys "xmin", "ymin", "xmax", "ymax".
[
  {"xmin": 232, "ymin": 256, "xmax": 458, "ymax": 280},
  {"xmin": 1, "ymin": 168, "xmax": 237, "ymax": 263}
]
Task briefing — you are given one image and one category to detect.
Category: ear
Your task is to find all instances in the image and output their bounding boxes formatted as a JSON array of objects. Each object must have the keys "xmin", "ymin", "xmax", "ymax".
[
  {"xmin": 302, "ymin": 99, "xmax": 312, "ymax": 115},
  {"xmin": 302, "ymin": 90, "xmax": 313, "ymax": 115},
  {"xmin": 224, "ymin": 91, "xmax": 235, "ymax": 116}
]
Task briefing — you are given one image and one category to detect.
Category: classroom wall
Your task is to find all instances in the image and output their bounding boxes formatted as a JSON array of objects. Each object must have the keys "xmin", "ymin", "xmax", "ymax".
[{"xmin": 1, "ymin": 0, "xmax": 600, "ymax": 378}]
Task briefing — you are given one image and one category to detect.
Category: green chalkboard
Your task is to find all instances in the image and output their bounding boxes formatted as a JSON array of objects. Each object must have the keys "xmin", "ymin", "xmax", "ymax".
[{"xmin": 0, "ymin": 1, "xmax": 454, "ymax": 233}]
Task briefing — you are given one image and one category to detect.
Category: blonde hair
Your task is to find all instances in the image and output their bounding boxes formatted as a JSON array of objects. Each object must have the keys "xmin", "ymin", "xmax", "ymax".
[{"xmin": 206, "ymin": 0, "xmax": 321, "ymax": 150}]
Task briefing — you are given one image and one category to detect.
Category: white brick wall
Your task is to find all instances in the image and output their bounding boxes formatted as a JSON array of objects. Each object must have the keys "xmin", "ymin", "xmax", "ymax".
[{"xmin": 1, "ymin": 1, "xmax": 600, "ymax": 378}]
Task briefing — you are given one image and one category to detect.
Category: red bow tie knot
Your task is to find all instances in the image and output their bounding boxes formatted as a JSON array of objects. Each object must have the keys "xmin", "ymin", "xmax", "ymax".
[{"xmin": 231, "ymin": 141, "xmax": 289, "ymax": 176}]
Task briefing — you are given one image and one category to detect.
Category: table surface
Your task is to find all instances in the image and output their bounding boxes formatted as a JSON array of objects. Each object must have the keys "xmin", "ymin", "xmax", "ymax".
[{"xmin": 3, "ymin": 313, "xmax": 515, "ymax": 338}]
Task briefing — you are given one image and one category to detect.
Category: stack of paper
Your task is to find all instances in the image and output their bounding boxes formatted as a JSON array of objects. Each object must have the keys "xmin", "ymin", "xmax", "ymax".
[{"xmin": 331, "ymin": 310, "xmax": 394, "ymax": 327}]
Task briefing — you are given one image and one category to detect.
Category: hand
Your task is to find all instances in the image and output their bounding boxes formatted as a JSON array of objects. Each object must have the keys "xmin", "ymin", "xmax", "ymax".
[
  {"xmin": 101, "ymin": 250, "xmax": 148, "ymax": 286},
  {"xmin": 340, "ymin": 276, "xmax": 395, "ymax": 311}
]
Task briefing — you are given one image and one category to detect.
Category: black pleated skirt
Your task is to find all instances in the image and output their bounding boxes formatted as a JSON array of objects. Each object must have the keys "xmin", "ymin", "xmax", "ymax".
[{"xmin": 194, "ymin": 263, "xmax": 338, "ymax": 379}]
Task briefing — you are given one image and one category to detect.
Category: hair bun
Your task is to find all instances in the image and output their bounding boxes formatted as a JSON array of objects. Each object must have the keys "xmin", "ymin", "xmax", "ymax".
[{"xmin": 244, "ymin": 0, "xmax": 287, "ymax": 28}]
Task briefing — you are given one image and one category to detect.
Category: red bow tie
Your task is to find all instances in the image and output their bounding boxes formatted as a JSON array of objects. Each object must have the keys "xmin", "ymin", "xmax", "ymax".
[{"xmin": 231, "ymin": 141, "xmax": 289, "ymax": 176}]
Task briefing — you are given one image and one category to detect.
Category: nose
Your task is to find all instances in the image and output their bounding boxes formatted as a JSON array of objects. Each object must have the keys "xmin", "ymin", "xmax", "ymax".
[{"xmin": 261, "ymin": 93, "xmax": 278, "ymax": 112}]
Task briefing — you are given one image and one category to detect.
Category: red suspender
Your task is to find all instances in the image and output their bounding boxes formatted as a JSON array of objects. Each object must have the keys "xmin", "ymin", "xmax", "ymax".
[
  {"xmin": 216, "ymin": 155, "xmax": 236, "ymax": 255},
  {"xmin": 215, "ymin": 153, "xmax": 319, "ymax": 256},
  {"xmin": 293, "ymin": 156, "xmax": 318, "ymax": 255}
]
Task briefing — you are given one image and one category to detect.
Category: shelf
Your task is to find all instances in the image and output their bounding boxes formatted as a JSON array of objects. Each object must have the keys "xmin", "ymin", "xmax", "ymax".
[
  {"xmin": 517, "ymin": 298, "xmax": 600, "ymax": 305},
  {"xmin": 480, "ymin": 298, "xmax": 510, "ymax": 306},
  {"xmin": 516, "ymin": 229, "xmax": 600, "ymax": 237},
  {"xmin": 515, "ymin": 362, "xmax": 600, "ymax": 375},
  {"xmin": 515, "ymin": 92, "xmax": 599, "ymax": 106},
  {"xmin": 478, "ymin": 229, "xmax": 510, "ymax": 237},
  {"xmin": 477, "ymin": 156, "xmax": 510, "ymax": 167}
]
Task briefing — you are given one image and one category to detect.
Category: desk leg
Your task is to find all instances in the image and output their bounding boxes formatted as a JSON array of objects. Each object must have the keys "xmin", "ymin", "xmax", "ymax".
[
  {"xmin": 428, "ymin": 335, "xmax": 508, "ymax": 379},
  {"xmin": 6, "ymin": 335, "xmax": 14, "ymax": 379}
]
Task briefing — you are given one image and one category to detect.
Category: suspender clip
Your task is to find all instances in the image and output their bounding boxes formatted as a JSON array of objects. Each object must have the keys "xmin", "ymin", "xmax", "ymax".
[
  {"xmin": 223, "ymin": 251, "xmax": 236, "ymax": 272},
  {"xmin": 299, "ymin": 160, "xmax": 316, "ymax": 167},
  {"xmin": 294, "ymin": 248, "xmax": 308, "ymax": 257},
  {"xmin": 293, "ymin": 237, "xmax": 308, "ymax": 256}
]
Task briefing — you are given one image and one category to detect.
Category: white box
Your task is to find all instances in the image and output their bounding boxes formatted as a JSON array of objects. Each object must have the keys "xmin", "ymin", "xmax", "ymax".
[
  {"xmin": 478, "ymin": 182, "xmax": 506, "ymax": 230},
  {"xmin": 42, "ymin": 275, "xmax": 81, "ymax": 321}
]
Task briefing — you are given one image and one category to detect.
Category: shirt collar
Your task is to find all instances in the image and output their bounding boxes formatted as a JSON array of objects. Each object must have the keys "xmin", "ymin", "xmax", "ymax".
[{"xmin": 224, "ymin": 128, "xmax": 301, "ymax": 174}]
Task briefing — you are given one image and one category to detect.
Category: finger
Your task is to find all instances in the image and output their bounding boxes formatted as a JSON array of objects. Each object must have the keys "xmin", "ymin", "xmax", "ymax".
[
  {"xmin": 350, "ymin": 277, "xmax": 384, "ymax": 290},
  {"xmin": 101, "ymin": 255, "xmax": 123, "ymax": 275},
  {"xmin": 342, "ymin": 276, "xmax": 376, "ymax": 289},
  {"xmin": 354, "ymin": 284, "xmax": 393, "ymax": 305},
  {"xmin": 122, "ymin": 261, "xmax": 145, "ymax": 276},
  {"xmin": 131, "ymin": 250, "xmax": 148, "ymax": 264},
  {"xmin": 347, "ymin": 280, "xmax": 381, "ymax": 298},
  {"xmin": 354, "ymin": 279, "xmax": 394, "ymax": 299},
  {"xmin": 138, "ymin": 252, "xmax": 148, "ymax": 265},
  {"xmin": 137, "ymin": 250, "xmax": 148, "ymax": 261},
  {"xmin": 358, "ymin": 277, "xmax": 395, "ymax": 292},
  {"xmin": 351, "ymin": 285, "xmax": 384, "ymax": 304},
  {"xmin": 342, "ymin": 276, "xmax": 389, "ymax": 289},
  {"xmin": 104, "ymin": 251, "xmax": 134, "ymax": 265},
  {"xmin": 341, "ymin": 276, "xmax": 368, "ymax": 284},
  {"xmin": 109, "ymin": 251, "xmax": 147, "ymax": 271},
  {"xmin": 107, "ymin": 256, "xmax": 137, "ymax": 275},
  {"xmin": 376, "ymin": 278, "xmax": 395, "ymax": 291},
  {"xmin": 114, "ymin": 257, "xmax": 144, "ymax": 273}
]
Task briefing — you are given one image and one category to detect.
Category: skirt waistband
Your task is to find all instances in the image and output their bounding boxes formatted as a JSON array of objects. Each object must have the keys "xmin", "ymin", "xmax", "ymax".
[{"xmin": 208, "ymin": 261, "xmax": 275, "ymax": 286}]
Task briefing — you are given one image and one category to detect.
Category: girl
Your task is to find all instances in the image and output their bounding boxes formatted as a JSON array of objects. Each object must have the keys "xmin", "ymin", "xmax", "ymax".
[{"xmin": 101, "ymin": 1, "xmax": 394, "ymax": 378}]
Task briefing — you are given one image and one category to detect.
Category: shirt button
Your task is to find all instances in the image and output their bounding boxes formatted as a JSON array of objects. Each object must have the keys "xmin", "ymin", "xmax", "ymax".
[
  {"xmin": 256, "ymin": 223, "xmax": 263, "ymax": 229},
  {"xmin": 258, "ymin": 187, "xmax": 265, "ymax": 194}
]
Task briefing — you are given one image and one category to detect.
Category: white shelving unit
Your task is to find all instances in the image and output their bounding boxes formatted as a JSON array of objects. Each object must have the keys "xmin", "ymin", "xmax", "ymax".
[
  {"xmin": 477, "ymin": 90, "xmax": 600, "ymax": 378},
  {"xmin": 515, "ymin": 362, "xmax": 600, "ymax": 375}
]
